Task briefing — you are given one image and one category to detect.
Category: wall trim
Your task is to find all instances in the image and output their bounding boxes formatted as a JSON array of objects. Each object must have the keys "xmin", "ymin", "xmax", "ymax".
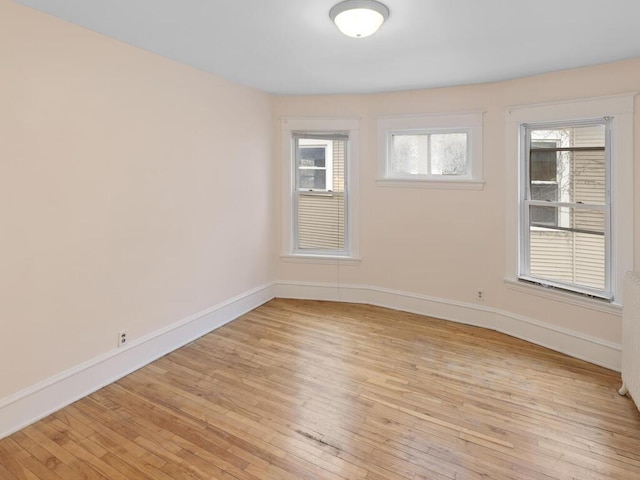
[
  {"xmin": 274, "ymin": 281, "xmax": 622, "ymax": 372},
  {"xmin": 0, "ymin": 283, "xmax": 275, "ymax": 440},
  {"xmin": 504, "ymin": 278, "xmax": 622, "ymax": 314},
  {"xmin": 375, "ymin": 179, "xmax": 485, "ymax": 190},
  {"xmin": 1, "ymin": 279, "xmax": 622, "ymax": 440}
]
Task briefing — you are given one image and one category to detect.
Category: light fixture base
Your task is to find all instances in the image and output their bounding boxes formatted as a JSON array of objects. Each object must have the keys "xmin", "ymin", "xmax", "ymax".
[{"xmin": 329, "ymin": 0, "xmax": 389, "ymax": 38}]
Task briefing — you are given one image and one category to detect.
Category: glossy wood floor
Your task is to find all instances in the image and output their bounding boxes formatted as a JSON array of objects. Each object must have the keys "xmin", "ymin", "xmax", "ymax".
[{"xmin": 2, "ymin": 299, "xmax": 640, "ymax": 480}]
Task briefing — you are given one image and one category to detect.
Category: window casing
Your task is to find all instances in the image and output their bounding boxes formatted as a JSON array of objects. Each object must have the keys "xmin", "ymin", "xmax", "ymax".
[
  {"xmin": 377, "ymin": 112, "xmax": 484, "ymax": 189},
  {"xmin": 520, "ymin": 120, "xmax": 612, "ymax": 299},
  {"xmin": 506, "ymin": 94, "xmax": 634, "ymax": 308}
]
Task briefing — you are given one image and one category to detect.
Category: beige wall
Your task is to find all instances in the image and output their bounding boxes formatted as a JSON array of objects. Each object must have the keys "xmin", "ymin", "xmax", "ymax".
[
  {"xmin": 274, "ymin": 59, "xmax": 640, "ymax": 345},
  {"xmin": 0, "ymin": 1, "xmax": 274, "ymax": 398},
  {"xmin": 2, "ymin": 0, "xmax": 639, "ymax": 405}
]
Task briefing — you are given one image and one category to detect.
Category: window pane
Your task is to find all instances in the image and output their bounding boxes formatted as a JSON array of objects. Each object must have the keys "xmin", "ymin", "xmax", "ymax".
[
  {"xmin": 564, "ymin": 150, "xmax": 606, "ymax": 205},
  {"xmin": 391, "ymin": 134, "xmax": 429, "ymax": 175},
  {"xmin": 297, "ymin": 193, "xmax": 345, "ymax": 251},
  {"xmin": 530, "ymin": 175, "xmax": 559, "ymax": 226},
  {"xmin": 572, "ymin": 207, "xmax": 605, "ymax": 235},
  {"xmin": 431, "ymin": 133, "xmax": 468, "ymax": 175},
  {"xmin": 530, "ymin": 206, "xmax": 557, "ymax": 226},
  {"xmin": 530, "ymin": 205, "xmax": 557, "ymax": 227},
  {"xmin": 530, "ymin": 125, "xmax": 605, "ymax": 149},
  {"xmin": 529, "ymin": 205, "xmax": 604, "ymax": 233},
  {"xmin": 529, "ymin": 205, "xmax": 605, "ymax": 290},
  {"xmin": 529, "ymin": 229, "xmax": 605, "ymax": 290},
  {"xmin": 300, "ymin": 147, "xmax": 326, "ymax": 168},
  {"xmin": 299, "ymin": 169, "xmax": 326, "ymax": 190},
  {"xmin": 530, "ymin": 144, "xmax": 557, "ymax": 181},
  {"xmin": 530, "ymin": 126, "xmax": 606, "ymax": 205},
  {"xmin": 531, "ymin": 183, "xmax": 558, "ymax": 202}
]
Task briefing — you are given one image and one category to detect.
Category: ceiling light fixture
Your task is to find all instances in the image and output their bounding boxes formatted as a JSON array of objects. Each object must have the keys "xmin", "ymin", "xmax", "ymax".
[{"xmin": 329, "ymin": 0, "xmax": 389, "ymax": 38}]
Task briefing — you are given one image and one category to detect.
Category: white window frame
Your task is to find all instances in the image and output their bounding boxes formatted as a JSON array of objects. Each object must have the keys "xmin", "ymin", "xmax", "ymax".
[
  {"xmin": 505, "ymin": 94, "xmax": 635, "ymax": 307},
  {"xmin": 520, "ymin": 119, "xmax": 611, "ymax": 299},
  {"xmin": 281, "ymin": 117, "xmax": 360, "ymax": 263},
  {"xmin": 529, "ymin": 135, "xmax": 564, "ymax": 228},
  {"xmin": 297, "ymin": 138, "xmax": 334, "ymax": 192},
  {"xmin": 377, "ymin": 112, "xmax": 484, "ymax": 189}
]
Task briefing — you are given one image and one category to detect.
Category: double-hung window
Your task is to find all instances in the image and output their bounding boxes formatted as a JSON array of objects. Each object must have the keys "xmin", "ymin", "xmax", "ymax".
[
  {"xmin": 281, "ymin": 117, "xmax": 360, "ymax": 261},
  {"xmin": 293, "ymin": 133, "xmax": 347, "ymax": 253},
  {"xmin": 507, "ymin": 94, "xmax": 633, "ymax": 306},
  {"xmin": 520, "ymin": 120, "xmax": 611, "ymax": 298}
]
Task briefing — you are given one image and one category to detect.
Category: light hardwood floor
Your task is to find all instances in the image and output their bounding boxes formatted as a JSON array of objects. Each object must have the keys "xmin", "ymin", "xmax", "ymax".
[{"xmin": 1, "ymin": 299, "xmax": 639, "ymax": 479}]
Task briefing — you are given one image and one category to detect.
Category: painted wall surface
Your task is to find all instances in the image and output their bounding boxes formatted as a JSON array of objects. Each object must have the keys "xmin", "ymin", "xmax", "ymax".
[
  {"xmin": 2, "ymin": 0, "xmax": 639, "ymax": 410},
  {"xmin": 0, "ymin": 1, "xmax": 274, "ymax": 398},
  {"xmin": 274, "ymin": 59, "xmax": 640, "ymax": 346}
]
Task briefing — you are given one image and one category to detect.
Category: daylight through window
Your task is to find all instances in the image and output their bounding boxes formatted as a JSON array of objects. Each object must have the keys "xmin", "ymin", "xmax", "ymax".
[
  {"xmin": 390, "ymin": 132, "xmax": 468, "ymax": 176},
  {"xmin": 377, "ymin": 112, "xmax": 483, "ymax": 188},
  {"xmin": 520, "ymin": 120, "xmax": 611, "ymax": 298},
  {"xmin": 294, "ymin": 133, "xmax": 348, "ymax": 253}
]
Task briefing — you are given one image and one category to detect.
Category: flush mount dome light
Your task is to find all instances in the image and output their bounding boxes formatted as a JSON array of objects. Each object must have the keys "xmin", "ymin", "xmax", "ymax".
[{"xmin": 330, "ymin": 0, "xmax": 389, "ymax": 38}]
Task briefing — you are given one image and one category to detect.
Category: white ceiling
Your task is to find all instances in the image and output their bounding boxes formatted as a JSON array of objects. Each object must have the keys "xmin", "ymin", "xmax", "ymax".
[{"xmin": 15, "ymin": 0, "xmax": 640, "ymax": 95}]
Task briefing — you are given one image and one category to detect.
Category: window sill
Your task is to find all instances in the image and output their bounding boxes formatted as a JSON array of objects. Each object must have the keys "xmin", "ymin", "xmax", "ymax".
[
  {"xmin": 376, "ymin": 178, "xmax": 485, "ymax": 190},
  {"xmin": 504, "ymin": 278, "xmax": 621, "ymax": 315},
  {"xmin": 280, "ymin": 254, "xmax": 361, "ymax": 266}
]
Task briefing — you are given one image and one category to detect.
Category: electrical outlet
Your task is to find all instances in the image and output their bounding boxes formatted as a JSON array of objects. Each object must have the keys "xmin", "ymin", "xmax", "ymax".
[
  {"xmin": 476, "ymin": 290, "xmax": 484, "ymax": 301},
  {"xmin": 118, "ymin": 330, "xmax": 128, "ymax": 348}
]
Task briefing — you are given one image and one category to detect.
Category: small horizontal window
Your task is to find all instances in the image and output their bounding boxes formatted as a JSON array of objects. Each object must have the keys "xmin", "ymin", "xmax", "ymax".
[
  {"xmin": 390, "ymin": 131, "xmax": 469, "ymax": 176},
  {"xmin": 377, "ymin": 112, "xmax": 483, "ymax": 187}
]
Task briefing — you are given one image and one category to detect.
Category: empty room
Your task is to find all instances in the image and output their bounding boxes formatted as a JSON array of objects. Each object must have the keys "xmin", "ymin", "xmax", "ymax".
[{"xmin": 2, "ymin": 0, "xmax": 640, "ymax": 478}]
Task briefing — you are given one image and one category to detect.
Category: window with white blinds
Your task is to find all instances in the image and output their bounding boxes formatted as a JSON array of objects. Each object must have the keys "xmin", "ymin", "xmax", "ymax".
[
  {"xmin": 293, "ymin": 133, "xmax": 348, "ymax": 253},
  {"xmin": 520, "ymin": 120, "xmax": 612, "ymax": 299},
  {"xmin": 281, "ymin": 116, "xmax": 359, "ymax": 261}
]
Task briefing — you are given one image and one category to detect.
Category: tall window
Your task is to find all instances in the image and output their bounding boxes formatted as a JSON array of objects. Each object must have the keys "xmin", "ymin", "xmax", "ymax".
[
  {"xmin": 507, "ymin": 95, "xmax": 633, "ymax": 306},
  {"xmin": 293, "ymin": 133, "xmax": 347, "ymax": 253},
  {"xmin": 281, "ymin": 117, "xmax": 359, "ymax": 261},
  {"xmin": 520, "ymin": 120, "xmax": 611, "ymax": 299}
]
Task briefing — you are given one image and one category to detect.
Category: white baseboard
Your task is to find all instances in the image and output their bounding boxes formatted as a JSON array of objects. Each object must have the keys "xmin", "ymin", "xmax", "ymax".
[
  {"xmin": 274, "ymin": 281, "xmax": 622, "ymax": 372},
  {"xmin": 0, "ymin": 283, "xmax": 275, "ymax": 440},
  {"xmin": 1, "ymin": 279, "xmax": 622, "ymax": 440}
]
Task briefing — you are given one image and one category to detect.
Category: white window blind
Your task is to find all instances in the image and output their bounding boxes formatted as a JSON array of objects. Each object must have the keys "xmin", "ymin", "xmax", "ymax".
[{"xmin": 293, "ymin": 133, "xmax": 348, "ymax": 254}]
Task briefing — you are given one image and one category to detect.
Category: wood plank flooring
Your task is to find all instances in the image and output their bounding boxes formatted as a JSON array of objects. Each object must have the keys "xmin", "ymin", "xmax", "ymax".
[{"xmin": 2, "ymin": 298, "xmax": 640, "ymax": 479}]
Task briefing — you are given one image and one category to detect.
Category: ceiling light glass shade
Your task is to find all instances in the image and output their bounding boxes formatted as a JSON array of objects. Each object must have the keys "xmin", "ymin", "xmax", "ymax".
[{"xmin": 330, "ymin": 0, "xmax": 389, "ymax": 38}]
